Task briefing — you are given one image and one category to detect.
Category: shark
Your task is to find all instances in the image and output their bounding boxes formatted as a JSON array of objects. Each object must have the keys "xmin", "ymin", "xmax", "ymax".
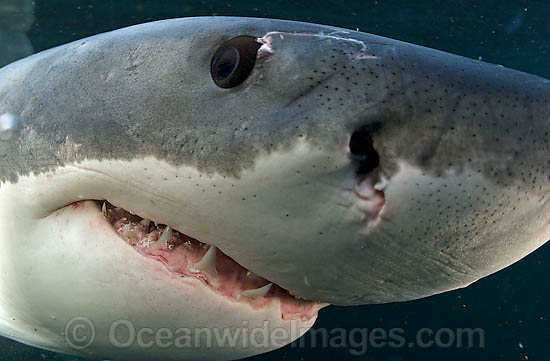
[{"xmin": 0, "ymin": 16, "xmax": 548, "ymax": 361}]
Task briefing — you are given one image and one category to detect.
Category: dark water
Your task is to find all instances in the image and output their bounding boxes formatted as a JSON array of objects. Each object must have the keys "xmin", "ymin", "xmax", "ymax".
[{"xmin": 1, "ymin": 0, "xmax": 549, "ymax": 360}]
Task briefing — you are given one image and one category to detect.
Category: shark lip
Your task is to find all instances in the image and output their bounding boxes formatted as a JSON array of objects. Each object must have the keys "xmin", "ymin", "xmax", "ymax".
[{"xmin": 86, "ymin": 200, "xmax": 323, "ymax": 320}]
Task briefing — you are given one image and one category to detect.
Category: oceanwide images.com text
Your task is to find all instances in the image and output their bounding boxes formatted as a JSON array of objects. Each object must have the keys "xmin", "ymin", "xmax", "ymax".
[{"xmin": 64, "ymin": 317, "xmax": 485, "ymax": 356}]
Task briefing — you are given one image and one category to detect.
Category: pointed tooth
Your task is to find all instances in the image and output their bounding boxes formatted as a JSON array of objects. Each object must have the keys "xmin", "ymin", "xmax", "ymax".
[
  {"xmin": 192, "ymin": 246, "xmax": 217, "ymax": 274},
  {"xmin": 159, "ymin": 226, "xmax": 173, "ymax": 245},
  {"xmin": 240, "ymin": 283, "xmax": 273, "ymax": 299},
  {"xmin": 139, "ymin": 219, "xmax": 151, "ymax": 231},
  {"xmin": 101, "ymin": 202, "xmax": 107, "ymax": 217},
  {"xmin": 246, "ymin": 271, "xmax": 264, "ymax": 281},
  {"xmin": 121, "ymin": 224, "xmax": 132, "ymax": 238}
]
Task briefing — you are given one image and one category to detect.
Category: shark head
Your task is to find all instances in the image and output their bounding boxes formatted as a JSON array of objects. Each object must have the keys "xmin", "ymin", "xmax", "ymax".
[{"xmin": 0, "ymin": 17, "xmax": 548, "ymax": 360}]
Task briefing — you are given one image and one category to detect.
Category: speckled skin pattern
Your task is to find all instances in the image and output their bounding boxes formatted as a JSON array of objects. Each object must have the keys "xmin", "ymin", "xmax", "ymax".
[
  {"xmin": 2, "ymin": 17, "xmax": 547, "ymax": 184},
  {"xmin": 0, "ymin": 17, "xmax": 548, "ymax": 304}
]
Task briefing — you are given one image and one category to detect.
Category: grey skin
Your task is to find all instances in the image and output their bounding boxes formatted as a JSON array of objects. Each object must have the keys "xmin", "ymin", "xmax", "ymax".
[{"xmin": 0, "ymin": 17, "xmax": 549, "ymax": 305}]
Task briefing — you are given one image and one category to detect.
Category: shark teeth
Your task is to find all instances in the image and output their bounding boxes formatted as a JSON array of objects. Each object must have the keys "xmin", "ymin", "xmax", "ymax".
[
  {"xmin": 240, "ymin": 283, "xmax": 273, "ymax": 299},
  {"xmin": 139, "ymin": 218, "xmax": 151, "ymax": 231},
  {"xmin": 159, "ymin": 226, "xmax": 174, "ymax": 248},
  {"xmin": 246, "ymin": 270, "xmax": 264, "ymax": 281},
  {"xmin": 99, "ymin": 200, "xmax": 316, "ymax": 308},
  {"xmin": 192, "ymin": 245, "xmax": 218, "ymax": 275},
  {"xmin": 121, "ymin": 224, "xmax": 132, "ymax": 237}
]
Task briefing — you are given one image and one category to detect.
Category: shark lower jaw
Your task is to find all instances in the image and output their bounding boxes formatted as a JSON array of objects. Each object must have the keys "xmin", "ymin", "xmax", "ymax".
[{"xmin": 84, "ymin": 199, "xmax": 323, "ymax": 321}]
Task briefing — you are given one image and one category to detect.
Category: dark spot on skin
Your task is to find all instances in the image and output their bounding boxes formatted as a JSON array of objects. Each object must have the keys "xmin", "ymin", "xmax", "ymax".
[{"xmin": 349, "ymin": 126, "xmax": 379, "ymax": 175}]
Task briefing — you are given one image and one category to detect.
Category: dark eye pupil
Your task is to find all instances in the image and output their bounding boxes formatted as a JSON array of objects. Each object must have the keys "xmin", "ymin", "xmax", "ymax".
[
  {"xmin": 210, "ymin": 36, "xmax": 261, "ymax": 89},
  {"xmin": 212, "ymin": 46, "xmax": 240, "ymax": 82}
]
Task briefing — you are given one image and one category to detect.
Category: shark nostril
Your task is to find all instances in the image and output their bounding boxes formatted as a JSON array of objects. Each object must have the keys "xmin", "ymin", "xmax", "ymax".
[
  {"xmin": 349, "ymin": 127, "xmax": 379, "ymax": 175},
  {"xmin": 211, "ymin": 36, "xmax": 262, "ymax": 89}
]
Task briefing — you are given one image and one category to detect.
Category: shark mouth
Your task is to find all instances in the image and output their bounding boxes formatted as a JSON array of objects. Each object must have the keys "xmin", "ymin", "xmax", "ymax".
[{"xmin": 91, "ymin": 200, "xmax": 321, "ymax": 321}]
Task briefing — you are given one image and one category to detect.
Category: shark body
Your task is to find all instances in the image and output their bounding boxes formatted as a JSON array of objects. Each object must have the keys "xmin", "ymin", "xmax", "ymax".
[{"xmin": 0, "ymin": 17, "xmax": 548, "ymax": 360}]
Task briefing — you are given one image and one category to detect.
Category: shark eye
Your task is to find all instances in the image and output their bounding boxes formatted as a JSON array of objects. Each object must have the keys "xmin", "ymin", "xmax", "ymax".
[
  {"xmin": 349, "ymin": 127, "xmax": 380, "ymax": 175},
  {"xmin": 211, "ymin": 36, "xmax": 261, "ymax": 89}
]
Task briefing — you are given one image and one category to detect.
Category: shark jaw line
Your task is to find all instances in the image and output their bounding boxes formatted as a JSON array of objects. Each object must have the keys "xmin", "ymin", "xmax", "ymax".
[{"xmin": 90, "ymin": 200, "xmax": 322, "ymax": 321}]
